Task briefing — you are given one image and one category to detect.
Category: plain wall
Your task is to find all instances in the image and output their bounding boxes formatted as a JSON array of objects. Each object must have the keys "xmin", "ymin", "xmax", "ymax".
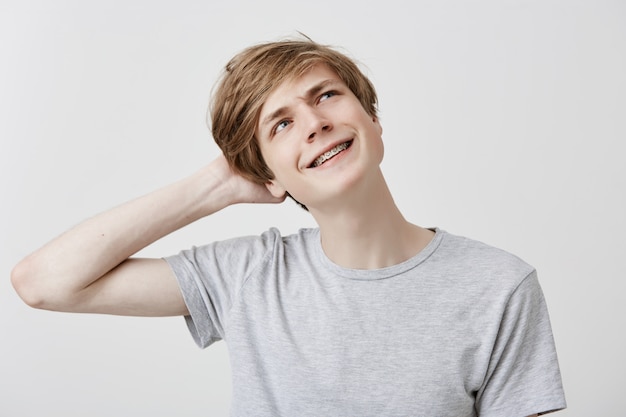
[{"xmin": 1, "ymin": 1, "xmax": 624, "ymax": 416}]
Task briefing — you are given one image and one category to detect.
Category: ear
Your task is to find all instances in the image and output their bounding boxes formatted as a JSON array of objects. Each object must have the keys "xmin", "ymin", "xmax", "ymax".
[{"xmin": 265, "ymin": 179, "xmax": 287, "ymax": 199}]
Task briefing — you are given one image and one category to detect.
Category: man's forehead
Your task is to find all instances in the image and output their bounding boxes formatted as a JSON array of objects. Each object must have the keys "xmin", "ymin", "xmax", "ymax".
[
  {"xmin": 259, "ymin": 64, "xmax": 343, "ymax": 118},
  {"xmin": 272, "ymin": 64, "xmax": 340, "ymax": 96}
]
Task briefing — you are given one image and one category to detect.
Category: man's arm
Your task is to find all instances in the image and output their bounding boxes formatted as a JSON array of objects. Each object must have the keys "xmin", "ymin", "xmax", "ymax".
[{"xmin": 11, "ymin": 155, "xmax": 282, "ymax": 316}]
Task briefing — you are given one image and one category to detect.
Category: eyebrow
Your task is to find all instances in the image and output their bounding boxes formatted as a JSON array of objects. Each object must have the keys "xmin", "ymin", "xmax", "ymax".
[{"xmin": 260, "ymin": 79, "xmax": 339, "ymax": 131}]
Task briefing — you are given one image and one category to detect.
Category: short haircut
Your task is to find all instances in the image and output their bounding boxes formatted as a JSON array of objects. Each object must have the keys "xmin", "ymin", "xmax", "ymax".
[{"xmin": 209, "ymin": 37, "xmax": 378, "ymax": 185}]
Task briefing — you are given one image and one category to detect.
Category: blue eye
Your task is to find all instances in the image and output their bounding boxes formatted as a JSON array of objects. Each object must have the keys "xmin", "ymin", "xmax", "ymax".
[
  {"xmin": 274, "ymin": 120, "xmax": 290, "ymax": 134},
  {"xmin": 320, "ymin": 91, "xmax": 336, "ymax": 101}
]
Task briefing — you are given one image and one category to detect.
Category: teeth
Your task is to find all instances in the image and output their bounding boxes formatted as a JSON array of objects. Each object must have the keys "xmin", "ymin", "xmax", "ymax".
[{"xmin": 312, "ymin": 142, "xmax": 349, "ymax": 167}]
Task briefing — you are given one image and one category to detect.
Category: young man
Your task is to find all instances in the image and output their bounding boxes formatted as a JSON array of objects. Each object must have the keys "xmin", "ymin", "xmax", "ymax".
[{"xmin": 12, "ymin": 39, "xmax": 565, "ymax": 416}]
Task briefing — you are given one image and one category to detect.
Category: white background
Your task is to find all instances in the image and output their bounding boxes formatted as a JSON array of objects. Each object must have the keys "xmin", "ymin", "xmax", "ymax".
[{"xmin": 1, "ymin": 1, "xmax": 624, "ymax": 416}]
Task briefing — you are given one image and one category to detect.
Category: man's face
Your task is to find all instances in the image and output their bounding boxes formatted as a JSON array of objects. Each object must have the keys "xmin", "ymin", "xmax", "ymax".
[{"xmin": 256, "ymin": 64, "xmax": 383, "ymax": 210}]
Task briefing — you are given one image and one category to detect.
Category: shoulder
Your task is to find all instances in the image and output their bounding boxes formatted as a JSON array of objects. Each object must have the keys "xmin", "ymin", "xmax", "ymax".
[
  {"xmin": 178, "ymin": 227, "xmax": 320, "ymax": 266},
  {"xmin": 224, "ymin": 227, "xmax": 318, "ymax": 246},
  {"xmin": 192, "ymin": 227, "xmax": 290, "ymax": 255},
  {"xmin": 434, "ymin": 229, "xmax": 536, "ymax": 290}
]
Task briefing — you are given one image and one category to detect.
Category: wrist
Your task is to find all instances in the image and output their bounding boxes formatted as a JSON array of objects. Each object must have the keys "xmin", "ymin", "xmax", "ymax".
[{"xmin": 188, "ymin": 159, "xmax": 240, "ymax": 215}]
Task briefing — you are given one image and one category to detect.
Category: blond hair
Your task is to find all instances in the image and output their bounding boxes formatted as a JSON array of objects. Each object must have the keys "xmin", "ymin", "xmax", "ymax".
[{"xmin": 210, "ymin": 38, "xmax": 378, "ymax": 184}]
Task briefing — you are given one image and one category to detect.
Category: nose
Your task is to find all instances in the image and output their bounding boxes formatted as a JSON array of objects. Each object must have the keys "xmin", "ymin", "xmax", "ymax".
[{"xmin": 304, "ymin": 106, "xmax": 332, "ymax": 142}]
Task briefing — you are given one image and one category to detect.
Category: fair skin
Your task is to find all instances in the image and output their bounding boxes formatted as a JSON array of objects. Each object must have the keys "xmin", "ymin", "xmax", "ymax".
[
  {"xmin": 10, "ymin": 157, "xmax": 282, "ymax": 315},
  {"xmin": 11, "ymin": 63, "xmax": 432, "ymax": 314},
  {"xmin": 257, "ymin": 64, "xmax": 434, "ymax": 268},
  {"xmin": 257, "ymin": 66, "xmax": 540, "ymax": 417},
  {"xmin": 10, "ymin": 64, "xmax": 540, "ymax": 417}
]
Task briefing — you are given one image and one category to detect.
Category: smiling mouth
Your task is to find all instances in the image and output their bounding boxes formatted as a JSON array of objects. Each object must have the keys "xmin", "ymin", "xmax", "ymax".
[{"xmin": 310, "ymin": 141, "xmax": 353, "ymax": 168}]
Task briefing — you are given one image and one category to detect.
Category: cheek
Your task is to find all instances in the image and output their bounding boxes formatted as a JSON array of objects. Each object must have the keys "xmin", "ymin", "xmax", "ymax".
[
  {"xmin": 260, "ymin": 143, "xmax": 293, "ymax": 179},
  {"xmin": 368, "ymin": 117, "xmax": 385, "ymax": 162},
  {"xmin": 372, "ymin": 134, "xmax": 385, "ymax": 163},
  {"xmin": 258, "ymin": 146, "xmax": 280, "ymax": 182}
]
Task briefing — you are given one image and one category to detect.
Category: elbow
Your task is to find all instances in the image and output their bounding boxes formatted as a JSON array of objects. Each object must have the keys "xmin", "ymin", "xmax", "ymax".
[
  {"xmin": 11, "ymin": 257, "xmax": 60, "ymax": 310},
  {"xmin": 11, "ymin": 258, "xmax": 44, "ymax": 308}
]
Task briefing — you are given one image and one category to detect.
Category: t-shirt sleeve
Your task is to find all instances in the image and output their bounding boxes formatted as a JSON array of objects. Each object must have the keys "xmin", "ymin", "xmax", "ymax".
[
  {"xmin": 164, "ymin": 230, "xmax": 277, "ymax": 348},
  {"xmin": 476, "ymin": 271, "xmax": 566, "ymax": 416}
]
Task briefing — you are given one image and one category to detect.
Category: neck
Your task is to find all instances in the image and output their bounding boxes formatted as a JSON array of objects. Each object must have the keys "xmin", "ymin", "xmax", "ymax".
[{"xmin": 310, "ymin": 171, "xmax": 434, "ymax": 269}]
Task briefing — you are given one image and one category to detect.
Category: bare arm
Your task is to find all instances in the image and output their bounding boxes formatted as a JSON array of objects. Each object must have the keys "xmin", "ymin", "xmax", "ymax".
[{"xmin": 11, "ymin": 155, "xmax": 282, "ymax": 316}]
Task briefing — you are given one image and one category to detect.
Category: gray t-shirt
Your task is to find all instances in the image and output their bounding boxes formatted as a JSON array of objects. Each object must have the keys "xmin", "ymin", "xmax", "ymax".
[{"xmin": 165, "ymin": 228, "xmax": 566, "ymax": 416}]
